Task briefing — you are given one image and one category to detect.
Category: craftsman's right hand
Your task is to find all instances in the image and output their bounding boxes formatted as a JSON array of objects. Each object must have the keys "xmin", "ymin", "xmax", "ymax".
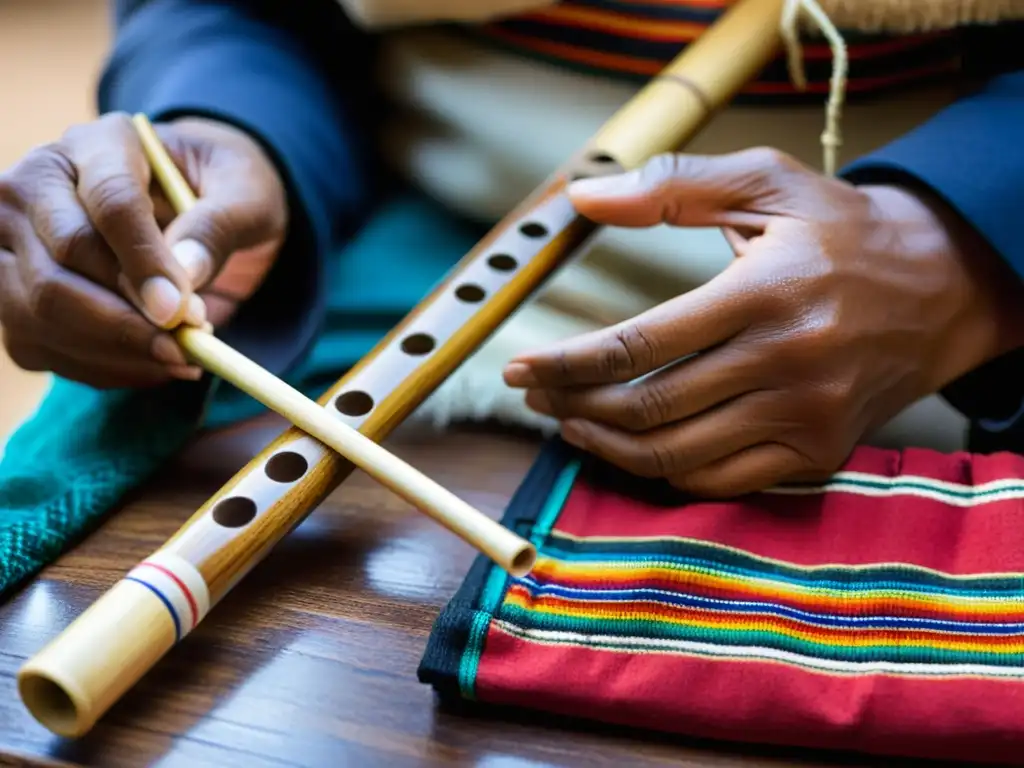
[{"xmin": 0, "ymin": 112, "xmax": 288, "ymax": 389}]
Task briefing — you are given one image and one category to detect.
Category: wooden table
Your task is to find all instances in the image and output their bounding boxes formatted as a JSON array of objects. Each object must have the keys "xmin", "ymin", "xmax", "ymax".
[{"xmin": 0, "ymin": 414, "xmax": 938, "ymax": 767}]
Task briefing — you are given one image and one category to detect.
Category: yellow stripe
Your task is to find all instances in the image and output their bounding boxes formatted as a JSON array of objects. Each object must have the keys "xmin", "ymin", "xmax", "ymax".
[
  {"xmin": 524, "ymin": 5, "xmax": 706, "ymax": 40},
  {"xmin": 531, "ymin": 559, "xmax": 1023, "ymax": 615},
  {"xmin": 546, "ymin": 530, "xmax": 1024, "ymax": 581},
  {"xmin": 505, "ymin": 593, "xmax": 1024, "ymax": 653}
]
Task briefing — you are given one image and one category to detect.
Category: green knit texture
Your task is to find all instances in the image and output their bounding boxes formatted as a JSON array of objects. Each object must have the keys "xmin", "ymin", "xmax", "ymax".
[{"xmin": 0, "ymin": 194, "xmax": 484, "ymax": 602}]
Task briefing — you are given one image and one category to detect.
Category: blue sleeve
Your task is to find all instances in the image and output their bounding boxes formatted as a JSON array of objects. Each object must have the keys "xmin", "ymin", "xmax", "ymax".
[
  {"xmin": 99, "ymin": 0, "xmax": 377, "ymax": 376},
  {"xmin": 841, "ymin": 70, "xmax": 1024, "ymax": 429}
]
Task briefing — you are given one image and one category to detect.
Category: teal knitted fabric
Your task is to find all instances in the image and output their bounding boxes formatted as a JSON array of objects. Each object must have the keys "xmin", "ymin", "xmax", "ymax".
[{"xmin": 0, "ymin": 194, "xmax": 485, "ymax": 602}]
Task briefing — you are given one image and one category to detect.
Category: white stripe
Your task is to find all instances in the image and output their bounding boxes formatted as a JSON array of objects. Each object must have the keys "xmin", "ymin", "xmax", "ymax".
[
  {"xmin": 493, "ymin": 621, "xmax": 1024, "ymax": 678},
  {"xmin": 146, "ymin": 550, "xmax": 212, "ymax": 625},
  {"xmin": 127, "ymin": 563, "xmax": 193, "ymax": 636},
  {"xmin": 765, "ymin": 471, "xmax": 1024, "ymax": 505}
]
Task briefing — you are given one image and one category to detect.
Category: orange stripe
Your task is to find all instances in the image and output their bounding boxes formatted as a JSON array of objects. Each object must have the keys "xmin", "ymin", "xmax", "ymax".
[
  {"xmin": 608, "ymin": 0, "xmax": 731, "ymax": 8},
  {"xmin": 521, "ymin": 7, "xmax": 705, "ymax": 43},
  {"xmin": 527, "ymin": 564, "xmax": 1022, "ymax": 621},
  {"xmin": 518, "ymin": 6, "xmax": 953, "ymax": 59},
  {"xmin": 478, "ymin": 27, "xmax": 958, "ymax": 92},
  {"xmin": 506, "ymin": 588, "xmax": 1024, "ymax": 650}
]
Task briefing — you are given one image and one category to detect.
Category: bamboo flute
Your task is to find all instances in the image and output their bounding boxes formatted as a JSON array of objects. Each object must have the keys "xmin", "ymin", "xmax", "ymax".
[{"xmin": 17, "ymin": 0, "xmax": 786, "ymax": 738}]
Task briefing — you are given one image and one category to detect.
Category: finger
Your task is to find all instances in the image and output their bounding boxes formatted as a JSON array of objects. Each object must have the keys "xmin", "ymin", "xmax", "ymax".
[
  {"xmin": 156, "ymin": 125, "xmax": 285, "ymax": 293},
  {"xmin": 558, "ymin": 391, "xmax": 786, "ymax": 479},
  {"xmin": 2, "ymin": 221, "xmax": 194, "ymax": 371},
  {"xmin": 667, "ymin": 443, "xmax": 812, "ymax": 499},
  {"xmin": 20, "ymin": 159, "xmax": 122, "ymax": 292},
  {"xmin": 566, "ymin": 148, "xmax": 808, "ymax": 229},
  {"xmin": 61, "ymin": 114, "xmax": 198, "ymax": 329},
  {"xmin": 46, "ymin": 268, "xmax": 197, "ymax": 369},
  {"xmin": 523, "ymin": 344, "xmax": 763, "ymax": 431},
  {"xmin": 5, "ymin": 338, "xmax": 195, "ymax": 389},
  {"xmin": 504, "ymin": 270, "xmax": 753, "ymax": 388}
]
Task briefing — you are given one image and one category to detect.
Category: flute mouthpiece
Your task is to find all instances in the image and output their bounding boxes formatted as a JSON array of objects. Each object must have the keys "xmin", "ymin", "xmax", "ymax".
[{"xmin": 18, "ymin": 576, "xmax": 181, "ymax": 737}]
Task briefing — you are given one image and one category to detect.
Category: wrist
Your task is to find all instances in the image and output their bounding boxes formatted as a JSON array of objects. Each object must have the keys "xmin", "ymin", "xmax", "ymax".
[{"xmin": 862, "ymin": 183, "xmax": 1024, "ymax": 389}]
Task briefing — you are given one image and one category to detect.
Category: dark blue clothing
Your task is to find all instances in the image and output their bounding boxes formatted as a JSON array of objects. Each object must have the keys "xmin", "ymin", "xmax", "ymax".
[{"xmin": 103, "ymin": 0, "xmax": 1024, "ymax": 452}]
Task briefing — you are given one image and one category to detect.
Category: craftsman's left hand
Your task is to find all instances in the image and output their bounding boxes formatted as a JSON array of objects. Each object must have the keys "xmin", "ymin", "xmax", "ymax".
[{"xmin": 502, "ymin": 148, "xmax": 1024, "ymax": 497}]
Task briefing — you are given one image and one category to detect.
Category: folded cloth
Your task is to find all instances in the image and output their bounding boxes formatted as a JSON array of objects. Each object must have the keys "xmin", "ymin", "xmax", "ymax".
[
  {"xmin": 419, "ymin": 438, "xmax": 1024, "ymax": 765},
  {"xmin": 0, "ymin": 192, "xmax": 481, "ymax": 602}
]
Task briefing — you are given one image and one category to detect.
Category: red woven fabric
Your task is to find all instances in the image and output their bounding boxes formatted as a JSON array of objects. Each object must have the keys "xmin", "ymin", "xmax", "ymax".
[{"xmin": 428, "ymin": 444, "xmax": 1024, "ymax": 764}]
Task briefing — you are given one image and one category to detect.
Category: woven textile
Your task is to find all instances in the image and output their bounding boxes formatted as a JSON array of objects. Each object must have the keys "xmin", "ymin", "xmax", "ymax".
[
  {"xmin": 419, "ymin": 438, "xmax": 1024, "ymax": 764},
  {"xmin": 469, "ymin": 0, "xmax": 963, "ymax": 99}
]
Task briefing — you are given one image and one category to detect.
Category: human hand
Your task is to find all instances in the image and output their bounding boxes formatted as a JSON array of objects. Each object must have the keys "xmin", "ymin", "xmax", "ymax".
[
  {"xmin": 503, "ymin": 148, "xmax": 1024, "ymax": 496},
  {"xmin": 0, "ymin": 112, "xmax": 287, "ymax": 389}
]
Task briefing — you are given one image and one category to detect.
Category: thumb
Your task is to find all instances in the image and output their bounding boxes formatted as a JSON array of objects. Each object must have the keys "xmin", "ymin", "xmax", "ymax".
[
  {"xmin": 567, "ymin": 147, "xmax": 803, "ymax": 229},
  {"xmin": 161, "ymin": 183, "xmax": 284, "ymax": 295}
]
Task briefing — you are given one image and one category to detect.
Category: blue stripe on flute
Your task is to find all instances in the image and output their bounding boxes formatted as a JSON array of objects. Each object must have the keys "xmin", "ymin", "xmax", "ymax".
[{"xmin": 125, "ymin": 576, "xmax": 182, "ymax": 643}]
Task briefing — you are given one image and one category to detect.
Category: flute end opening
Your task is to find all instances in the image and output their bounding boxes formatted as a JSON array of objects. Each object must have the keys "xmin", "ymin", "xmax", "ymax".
[
  {"xmin": 18, "ymin": 668, "xmax": 87, "ymax": 738},
  {"xmin": 509, "ymin": 544, "xmax": 537, "ymax": 578}
]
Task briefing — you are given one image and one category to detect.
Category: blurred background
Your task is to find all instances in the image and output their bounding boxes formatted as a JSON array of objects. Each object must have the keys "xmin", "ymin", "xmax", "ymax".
[{"xmin": 0, "ymin": 0, "xmax": 109, "ymax": 441}]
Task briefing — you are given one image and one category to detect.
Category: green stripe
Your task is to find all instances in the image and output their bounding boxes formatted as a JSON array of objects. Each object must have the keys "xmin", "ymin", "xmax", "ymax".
[
  {"xmin": 774, "ymin": 475, "xmax": 1024, "ymax": 498},
  {"xmin": 457, "ymin": 610, "xmax": 492, "ymax": 700},
  {"xmin": 457, "ymin": 459, "xmax": 583, "ymax": 699},
  {"xmin": 496, "ymin": 605, "xmax": 1024, "ymax": 666},
  {"xmin": 541, "ymin": 534, "xmax": 1024, "ymax": 596},
  {"xmin": 532, "ymin": 460, "xmax": 582, "ymax": 547}
]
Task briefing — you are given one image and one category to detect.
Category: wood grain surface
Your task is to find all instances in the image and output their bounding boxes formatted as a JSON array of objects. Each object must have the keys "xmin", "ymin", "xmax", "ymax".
[{"xmin": 0, "ymin": 414, "xmax": 953, "ymax": 768}]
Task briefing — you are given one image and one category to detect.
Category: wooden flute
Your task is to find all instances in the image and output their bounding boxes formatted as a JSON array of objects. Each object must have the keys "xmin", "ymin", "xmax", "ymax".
[{"xmin": 17, "ymin": 0, "xmax": 785, "ymax": 738}]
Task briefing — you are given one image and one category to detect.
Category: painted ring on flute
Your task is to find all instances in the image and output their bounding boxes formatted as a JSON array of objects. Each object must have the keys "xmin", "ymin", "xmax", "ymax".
[{"xmin": 400, "ymin": 333, "xmax": 436, "ymax": 356}]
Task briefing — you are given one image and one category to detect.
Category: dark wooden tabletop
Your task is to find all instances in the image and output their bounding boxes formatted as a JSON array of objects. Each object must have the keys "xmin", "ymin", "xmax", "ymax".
[{"xmin": 0, "ymin": 413, "xmax": 944, "ymax": 767}]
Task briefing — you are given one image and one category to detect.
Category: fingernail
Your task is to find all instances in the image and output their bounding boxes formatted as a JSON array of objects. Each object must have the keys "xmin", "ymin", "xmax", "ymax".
[
  {"xmin": 525, "ymin": 389, "xmax": 553, "ymax": 415},
  {"xmin": 185, "ymin": 294, "xmax": 207, "ymax": 327},
  {"xmin": 173, "ymin": 239, "xmax": 213, "ymax": 287},
  {"xmin": 504, "ymin": 362, "xmax": 538, "ymax": 387},
  {"xmin": 168, "ymin": 364, "xmax": 203, "ymax": 381},
  {"xmin": 138, "ymin": 276, "xmax": 184, "ymax": 326},
  {"xmin": 568, "ymin": 170, "xmax": 638, "ymax": 198},
  {"xmin": 151, "ymin": 334, "xmax": 188, "ymax": 366}
]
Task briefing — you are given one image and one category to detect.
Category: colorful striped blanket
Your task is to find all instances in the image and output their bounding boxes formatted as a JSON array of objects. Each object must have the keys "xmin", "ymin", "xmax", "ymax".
[
  {"xmin": 419, "ymin": 438, "xmax": 1024, "ymax": 764},
  {"xmin": 469, "ymin": 1, "xmax": 963, "ymax": 100}
]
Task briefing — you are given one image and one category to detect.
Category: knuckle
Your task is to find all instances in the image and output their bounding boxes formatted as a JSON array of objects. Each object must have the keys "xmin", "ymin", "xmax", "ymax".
[
  {"xmin": 602, "ymin": 323, "xmax": 656, "ymax": 378},
  {"xmin": 631, "ymin": 442, "xmax": 677, "ymax": 479},
  {"xmin": 27, "ymin": 274, "xmax": 65, "ymax": 325},
  {"xmin": 186, "ymin": 210, "xmax": 233, "ymax": 257},
  {"xmin": 639, "ymin": 153, "xmax": 679, "ymax": 188},
  {"xmin": 50, "ymin": 221, "xmax": 99, "ymax": 267},
  {"xmin": 623, "ymin": 383, "xmax": 672, "ymax": 431},
  {"xmin": 88, "ymin": 172, "xmax": 142, "ymax": 223},
  {"xmin": 740, "ymin": 146, "xmax": 801, "ymax": 174}
]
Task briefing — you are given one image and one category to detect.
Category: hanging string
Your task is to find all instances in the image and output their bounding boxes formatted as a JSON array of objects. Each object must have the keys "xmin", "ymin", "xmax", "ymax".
[{"xmin": 780, "ymin": 0, "xmax": 849, "ymax": 176}]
